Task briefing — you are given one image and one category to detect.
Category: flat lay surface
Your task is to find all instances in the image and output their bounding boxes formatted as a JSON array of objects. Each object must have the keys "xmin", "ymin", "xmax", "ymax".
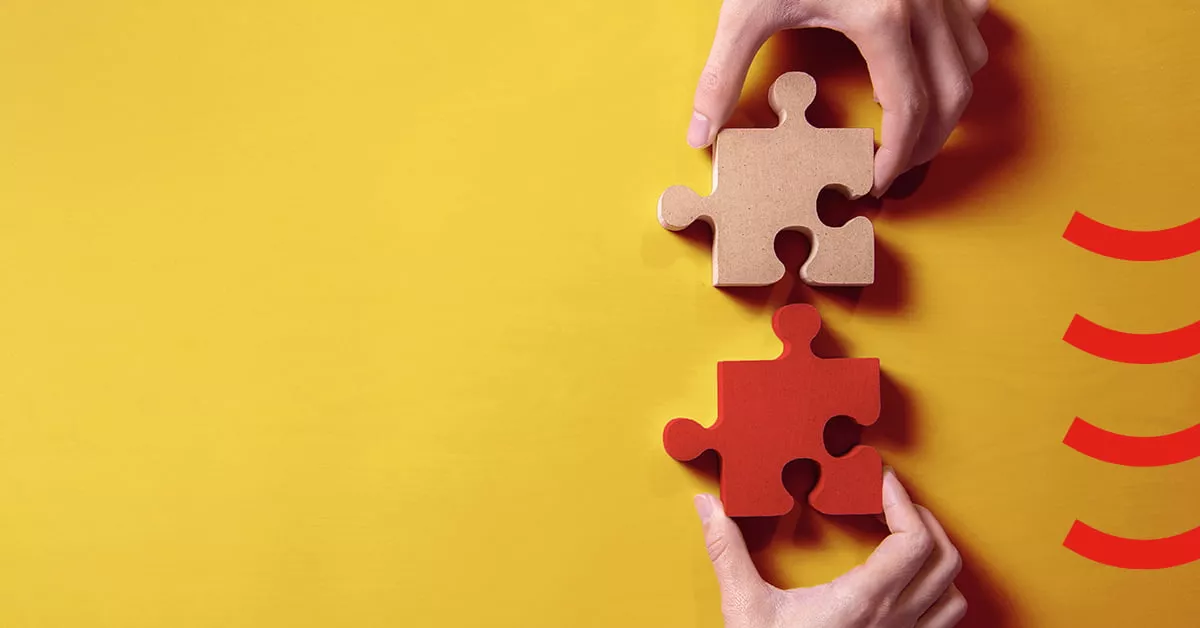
[{"xmin": 0, "ymin": 1, "xmax": 1197, "ymax": 625}]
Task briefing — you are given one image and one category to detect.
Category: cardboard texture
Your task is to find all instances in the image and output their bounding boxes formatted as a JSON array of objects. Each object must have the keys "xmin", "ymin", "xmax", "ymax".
[
  {"xmin": 658, "ymin": 72, "xmax": 876, "ymax": 287},
  {"xmin": 662, "ymin": 304, "xmax": 883, "ymax": 518}
]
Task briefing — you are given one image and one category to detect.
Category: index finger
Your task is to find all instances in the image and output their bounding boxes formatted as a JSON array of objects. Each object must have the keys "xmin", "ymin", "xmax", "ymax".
[
  {"xmin": 845, "ymin": 14, "xmax": 928, "ymax": 196},
  {"xmin": 855, "ymin": 468, "xmax": 935, "ymax": 596}
]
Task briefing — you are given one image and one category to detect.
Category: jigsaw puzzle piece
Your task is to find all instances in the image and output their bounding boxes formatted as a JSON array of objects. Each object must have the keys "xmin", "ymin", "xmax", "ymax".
[
  {"xmin": 768, "ymin": 70, "xmax": 820, "ymax": 123},
  {"xmin": 808, "ymin": 446, "xmax": 883, "ymax": 514},
  {"xmin": 768, "ymin": 73, "xmax": 875, "ymax": 287},
  {"xmin": 663, "ymin": 417, "xmax": 797, "ymax": 517},
  {"xmin": 656, "ymin": 72, "xmax": 876, "ymax": 288},
  {"xmin": 801, "ymin": 217, "xmax": 875, "ymax": 286},
  {"xmin": 745, "ymin": 304, "xmax": 883, "ymax": 514},
  {"xmin": 657, "ymin": 185, "xmax": 707, "ymax": 232},
  {"xmin": 658, "ymin": 181, "xmax": 791, "ymax": 286},
  {"xmin": 662, "ymin": 304, "xmax": 883, "ymax": 518},
  {"xmin": 766, "ymin": 72, "xmax": 874, "ymax": 203},
  {"xmin": 717, "ymin": 353, "xmax": 881, "ymax": 516},
  {"xmin": 657, "ymin": 182, "xmax": 783, "ymax": 286}
]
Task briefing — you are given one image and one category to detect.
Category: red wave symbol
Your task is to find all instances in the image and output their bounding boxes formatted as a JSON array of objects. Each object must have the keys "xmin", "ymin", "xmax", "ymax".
[
  {"xmin": 1064, "ymin": 521, "xmax": 1200, "ymax": 569},
  {"xmin": 1060, "ymin": 212, "xmax": 1199, "ymax": 570},
  {"xmin": 1063, "ymin": 315, "xmax": 1200, "ymax": 364},
  {"xmin": 1063, "ymin": 212, "xmax": 1200, "ymax": 260},
  {"xmin": 1064, "ymin": 418, "xmax": 1200, "ymax": 466}
]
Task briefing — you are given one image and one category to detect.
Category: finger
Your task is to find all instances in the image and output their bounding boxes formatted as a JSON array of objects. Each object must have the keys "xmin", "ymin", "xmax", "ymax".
[
  {"xmin": 693, "ymin": 494, "xmax": 769, "ymax": 610},
  {"xmin": 916, "ymin": 584, "xmax": 968, "ymax": 627},
  {"xmin": 844, "ymin": 8, "xmax": 927, "ymax": 197},
  {"xmin": 961, "ymin": 0, "xmax": 989, "ymax": 23},
  {"xmin": 944, "ymin": 0, "xmax": 989, "ymax": 74},
  {"xmin": 854, "ymin": 468, "xmax": 934, "ymax": 596},
  {"xmin": 688, "ymin": 3, "xmax": 773, "ymax": 148},
  {"xmin": 906, "ymin": 2, "xmax": 974, "ymax": 168},
  {"xmin": 896, "ymin": 506, "xmax": 963, "ymax": 617}
]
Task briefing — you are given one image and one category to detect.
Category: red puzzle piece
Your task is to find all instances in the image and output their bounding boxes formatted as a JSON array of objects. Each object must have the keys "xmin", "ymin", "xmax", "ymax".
[{"xmin": 664, "ymin": 304, "xmax": 882, "ymax": 518}]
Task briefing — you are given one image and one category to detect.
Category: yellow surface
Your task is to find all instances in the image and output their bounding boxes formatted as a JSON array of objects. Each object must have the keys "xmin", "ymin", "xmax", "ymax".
[{"xmin": 0, "ymin": 1, "xmax": 1197, "ymax": 626}]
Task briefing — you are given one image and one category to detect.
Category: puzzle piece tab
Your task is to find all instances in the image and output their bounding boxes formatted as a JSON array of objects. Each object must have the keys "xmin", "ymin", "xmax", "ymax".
[
  {"xmin": 663, "ymin": 303, "xmax": 882, "ymax": 517},
  {"xmin": 658, "ymin": 72, "xmax": 875, "ymax": 287}
]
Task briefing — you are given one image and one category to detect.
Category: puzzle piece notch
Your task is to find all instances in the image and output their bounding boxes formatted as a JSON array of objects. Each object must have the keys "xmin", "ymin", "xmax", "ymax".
[
  {"xmin": 657, "ymin": 72, "xmax": 875, "ymax": 288},
  {"xmin": 663, "ymin": 303, "xmax": 883, "ymax": 517}
]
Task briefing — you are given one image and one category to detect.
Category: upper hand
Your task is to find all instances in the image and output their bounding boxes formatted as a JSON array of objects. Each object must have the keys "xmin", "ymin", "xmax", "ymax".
[{"xmin": 686, "ymin": 0, "xmax": 990, "ymax": 197}]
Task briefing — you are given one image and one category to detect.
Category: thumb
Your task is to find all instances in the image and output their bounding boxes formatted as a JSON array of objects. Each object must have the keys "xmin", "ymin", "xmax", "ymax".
[
  {"xmin": 688, "ymin": 7, "xmax": 773, "ymax": 148},
  {"xmin": 693, "ymin": 494, "xmax": 765, "ymax": 602}
]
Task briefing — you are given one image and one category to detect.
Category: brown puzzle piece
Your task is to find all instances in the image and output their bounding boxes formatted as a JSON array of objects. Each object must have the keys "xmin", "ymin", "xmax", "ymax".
[{"xmin": 658, "ymin": 72, "xmax": 875, "ymax": 287}]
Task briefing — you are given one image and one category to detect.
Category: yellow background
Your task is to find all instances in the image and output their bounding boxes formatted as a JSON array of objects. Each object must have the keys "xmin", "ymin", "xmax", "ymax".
[{"xmin": 1, "ymin": 1, "xmax": 1197, "ymax": 626}]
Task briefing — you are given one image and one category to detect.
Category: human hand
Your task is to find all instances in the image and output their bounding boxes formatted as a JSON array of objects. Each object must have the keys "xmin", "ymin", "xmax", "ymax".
[
  {"xmin": 692, "ymin": 468, "xmax": 967, "ymax": 627},
  {"xmin": 686, "ymin": 0, "xmax": 990, "ymax": 197}
]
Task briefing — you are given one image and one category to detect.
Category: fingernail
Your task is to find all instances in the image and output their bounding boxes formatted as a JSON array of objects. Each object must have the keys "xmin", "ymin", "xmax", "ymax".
[
  {"xmin": 693, "ymin": 494, "xmax": 715, "ymax": 523},
  {"xmin": 687, "ymin": 111, "xmax": 711, "ymax": 148},
  {"xmin": 881, "ymin": 467, "xmax": 899, "ymax": 506}
]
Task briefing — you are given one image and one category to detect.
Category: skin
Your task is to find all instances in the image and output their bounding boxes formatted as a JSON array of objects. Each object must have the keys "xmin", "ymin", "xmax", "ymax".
[
  {"xmin": 686, "ymin": 0, "xmax": 991, "ymax": 196},
  {"xmin": 693, "ymin": 469, "xmax": 967, "ymax": 627}
]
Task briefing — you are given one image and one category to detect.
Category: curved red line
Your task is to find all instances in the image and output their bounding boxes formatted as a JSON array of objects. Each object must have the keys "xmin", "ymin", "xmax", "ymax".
[
  {"xmin": 1063, "ymin": 315, "xmax": 1200, "ymax": 364},
  {"xmin": 1063, "ymin": 212, "xmax": 1200, "ymax": 261},
  {"xmin": 1063, "ymin": 418, "xmax": 1200, "ymax": 466},
  {"xmin": 1064, "ymin": 521, "xmax": 1200, "ymax": 569}
]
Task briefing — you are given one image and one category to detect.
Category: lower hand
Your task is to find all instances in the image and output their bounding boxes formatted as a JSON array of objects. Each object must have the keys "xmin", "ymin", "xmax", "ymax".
[{"xmin": 692, "ymin": 468, "xmax": 967, "ymax": 627}]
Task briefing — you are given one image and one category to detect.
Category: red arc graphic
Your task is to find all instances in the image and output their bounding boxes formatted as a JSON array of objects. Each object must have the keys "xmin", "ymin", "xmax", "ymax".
[
  {"xmin": 1064, "ymin": 521, "xmax": 1200, "ymax": 569},
  {"xmin": 1060, "ymin": 211, "xmax": 1199, "ymax": 570},
  {"xmin": 1063, "ymin": 315, "xmax": 1200, "ymax": 364},
  {"xmin": 1063, "ymin": 418, "xmax": 1200, "ymax": 466},
  {"xmin": 1063, "ymin": 212, "xmax": 1200, "ymax": 261}
]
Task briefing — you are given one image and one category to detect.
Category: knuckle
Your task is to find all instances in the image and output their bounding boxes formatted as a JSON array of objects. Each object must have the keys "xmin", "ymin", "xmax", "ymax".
[
  {"xmin": 697, "ymin": 67, "xmax": 726, "ymax": 99},
  {"xmin": 837, "ymin": 588, "xmax": 876, "ymax": 626},
  {"xmin": 947, "ymin": 590, "xmax": 969, "ymax": 620},
  {"xmin": 774, "ymin": 2, "xmax": 814, "ymax": 26},
  {"xmin": 972, "ymin": 43, "xmax": 990, "ymax": 73},
  {"xmin": 947, "ymin": 549, "xmax": 964, "ymax": 579},
  {"xmin": 716, "ymin": 1, "xmax": 763, "ymax": 41},
  {"xmin": 946, "ymin": 76, "xmax": 973, "ymax": 116},
  {"xmin": 892, "ymin": 88, "xmax": 928, "ymax": 122},
  {"xmin": 705, "ymin": 532, "xmax": 730, "ymax": 564},
  {"xmin": 856, "ymin": 0, "xmax": 909, "ymax": 32},
  {"xmin": 906, "ymin": 530, "xmax": 935, "ymax": 561},
  {"xmin": 956, "ymin": 76, "xmax": 974, "ymax": 104}
]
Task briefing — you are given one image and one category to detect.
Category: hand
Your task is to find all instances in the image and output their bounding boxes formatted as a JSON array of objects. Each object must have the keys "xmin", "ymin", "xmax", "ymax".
[
  {"xmin": 686, "ymin": 0, "xmax": 990, "ymax": 197},
  {"xmin": 692, "ymin": 468, "xmax": 967, "ymax": 627}
]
